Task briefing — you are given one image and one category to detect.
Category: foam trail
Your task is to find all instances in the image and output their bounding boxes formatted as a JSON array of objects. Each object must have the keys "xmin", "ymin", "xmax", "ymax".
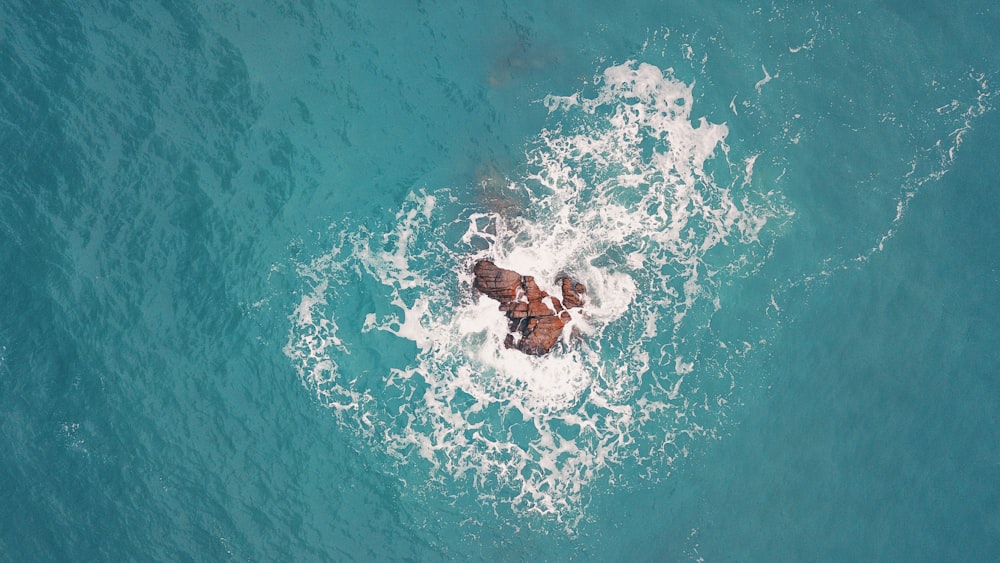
[
  {"xmin": 286, "ymin": 61, "xmax": 789, "ymax": 527},
  {"xmin": 785, "ymin": 70, "xmax": 996, "ymax": 289}
]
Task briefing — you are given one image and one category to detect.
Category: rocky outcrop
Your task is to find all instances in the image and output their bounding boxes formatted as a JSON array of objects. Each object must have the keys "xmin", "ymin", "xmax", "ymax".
[{"xmin": 473, "ymin": 260, "xmax": 586, "ymax": 355}]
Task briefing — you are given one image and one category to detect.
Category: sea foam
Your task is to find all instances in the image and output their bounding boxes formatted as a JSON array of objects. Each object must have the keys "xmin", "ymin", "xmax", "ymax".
[{"xmin": 286, "ymin": 61, "xmax": 789, "ymax": 526}]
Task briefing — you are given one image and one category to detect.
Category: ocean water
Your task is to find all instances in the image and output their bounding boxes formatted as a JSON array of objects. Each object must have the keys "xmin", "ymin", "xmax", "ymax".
[{"xmin": 2, "ymin": 1, "xmax": 998, "ymax": 560}]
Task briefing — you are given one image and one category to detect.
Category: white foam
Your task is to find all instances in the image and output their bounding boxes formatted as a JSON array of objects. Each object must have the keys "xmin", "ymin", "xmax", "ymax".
[
  {"xmin": 754, "ymin": 65, "xmax": 773, "ymax": 93},
  {"xmin": 286, "ymin": 61, "xmax": 789, "ymax": 526},
  {"xmin": 837, "ymin": 71, "xmax": 996, "ymax": 269}
]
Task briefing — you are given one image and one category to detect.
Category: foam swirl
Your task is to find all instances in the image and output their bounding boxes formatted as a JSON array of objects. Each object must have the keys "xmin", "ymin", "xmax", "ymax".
[{"xmin": 286, "ymin": 61, "xmax": 789, "ymax": 526}]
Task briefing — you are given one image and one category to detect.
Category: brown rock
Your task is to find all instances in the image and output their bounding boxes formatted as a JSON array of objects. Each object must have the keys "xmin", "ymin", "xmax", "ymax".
[
  {"xmin": 522, "ymin": 276, "xmax": 546, "ymax": 301},
  {"xmin": 472, "ymin": 260, "xmax": 586, "ymax": 355},
  {"xmin": 518, "ymin": 314, "xmax": 567, "ymax": 356},
  {"xmin": 559, "ymin": 277, "xmax": 586, "ymax": 309},
  {"xmin": 473, "ymin": 260, "xmax": 522, "ymax": 303}
]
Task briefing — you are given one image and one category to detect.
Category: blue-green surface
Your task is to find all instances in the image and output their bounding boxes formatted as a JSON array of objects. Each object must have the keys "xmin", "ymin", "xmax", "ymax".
[{"xmin": 2, "ymin": 1, "xmax": 999, "ymax": 560}]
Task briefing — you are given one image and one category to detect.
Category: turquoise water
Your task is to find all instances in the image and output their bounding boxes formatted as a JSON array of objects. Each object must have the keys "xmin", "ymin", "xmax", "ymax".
[{"xmin": 2, "ymin": 1, "xmax": 998, "ymax": 560}]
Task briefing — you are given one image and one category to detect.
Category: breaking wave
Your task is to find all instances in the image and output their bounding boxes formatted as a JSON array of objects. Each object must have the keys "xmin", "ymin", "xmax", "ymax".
[{"xmin": 285, "ymin": 61, "xmax": 790, "ymax": 526}]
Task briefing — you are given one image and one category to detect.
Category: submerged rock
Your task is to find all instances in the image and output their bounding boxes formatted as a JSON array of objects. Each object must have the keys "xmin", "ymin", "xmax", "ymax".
[{"xmin": 472, "ymin": 260, "xmax": 586, "ymax": 355}]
